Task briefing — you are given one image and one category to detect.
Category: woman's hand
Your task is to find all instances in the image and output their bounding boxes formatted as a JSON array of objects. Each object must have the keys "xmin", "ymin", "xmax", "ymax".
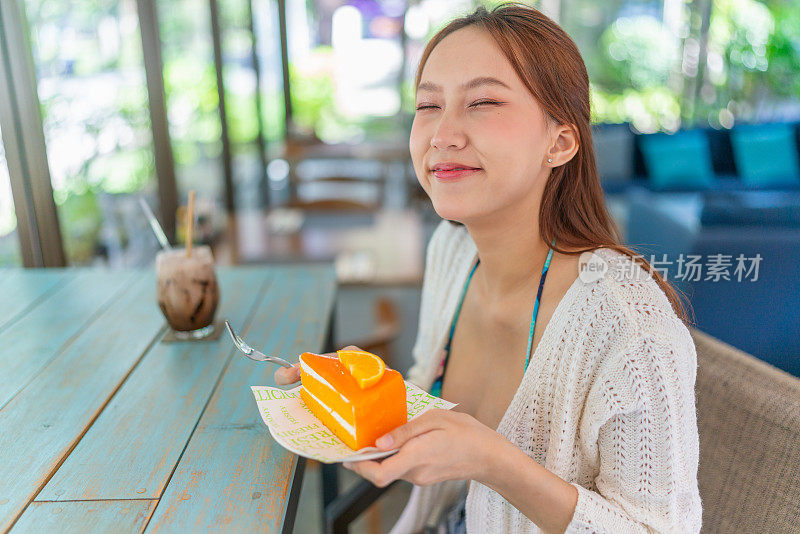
[
  {"xmin": 274, "ymin": 363, "xmax": 301, "ymax": 385},
  {"xmin": 342, "ymin": 408, "xmax": 506, "ymax": 488},
  {"xmin": 273, "ymin": 345, "xmax": 364, "ymax": 386}
]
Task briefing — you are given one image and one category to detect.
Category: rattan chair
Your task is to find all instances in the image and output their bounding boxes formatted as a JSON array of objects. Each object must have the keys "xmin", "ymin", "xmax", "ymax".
[{"xmin": 691, "ymin": 327, "xmax": 800, "ymax": 533}]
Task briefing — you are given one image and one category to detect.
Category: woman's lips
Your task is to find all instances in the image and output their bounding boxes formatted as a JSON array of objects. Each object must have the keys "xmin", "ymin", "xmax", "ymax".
[{"xmin": 432, "ymin": 168, "xmax": 482, "ymax": 181}]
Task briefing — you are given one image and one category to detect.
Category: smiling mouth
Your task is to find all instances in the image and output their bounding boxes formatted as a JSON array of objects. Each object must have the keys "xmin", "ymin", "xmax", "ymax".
[
  {"xmin": 430, "ymin": 166, "xmax": 481, "ymax": 172},
  {"xmin": 431, "ymin": 168, "xmax": 483, "ymax": 181}
]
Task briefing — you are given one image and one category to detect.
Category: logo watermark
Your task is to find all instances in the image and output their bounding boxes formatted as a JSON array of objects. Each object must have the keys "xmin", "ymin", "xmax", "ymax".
[
  {"xmin": 578, "ymin": 252, "xmax": 763, "ymax": 283},
  {"xmin": 578, "ymin": 251, "xmax": 608, "ymax": 283}
]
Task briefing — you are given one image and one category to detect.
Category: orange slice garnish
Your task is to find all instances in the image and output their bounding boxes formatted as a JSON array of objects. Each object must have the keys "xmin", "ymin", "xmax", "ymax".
[{"xmin": 337, "ymin": 349, "xmax": 386, "ymax": 389}]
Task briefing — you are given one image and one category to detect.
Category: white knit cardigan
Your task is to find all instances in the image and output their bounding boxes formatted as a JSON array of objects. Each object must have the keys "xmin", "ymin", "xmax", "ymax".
[{"xmin": 389, "ymin": 220, "xmax": 702, "ymax": 533}]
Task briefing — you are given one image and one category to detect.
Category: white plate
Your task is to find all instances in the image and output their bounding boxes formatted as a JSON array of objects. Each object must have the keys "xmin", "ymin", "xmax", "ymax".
[{"xmin": 251, "ymin": 381, "xmax": 457, "ymax": 464}]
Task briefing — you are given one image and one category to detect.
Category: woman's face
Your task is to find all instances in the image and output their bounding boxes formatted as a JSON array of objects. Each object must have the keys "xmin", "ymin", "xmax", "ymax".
[{"xmin": 410, "ymin": 26, "xmax": 553, "ymax": 224}]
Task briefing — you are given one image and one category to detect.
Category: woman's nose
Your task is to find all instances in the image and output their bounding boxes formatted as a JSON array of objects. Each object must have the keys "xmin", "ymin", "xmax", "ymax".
[{"xmin": 430, "ymin": 112, "xmax": 467, "ymax": 150}]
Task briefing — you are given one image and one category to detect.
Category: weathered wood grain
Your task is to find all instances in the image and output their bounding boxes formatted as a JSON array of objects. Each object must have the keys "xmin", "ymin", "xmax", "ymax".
[
  {"xmin": 0, "ymin": 269, "xmax": 20, "ymax": 295},
  {"xmin": 0, "ymin": 270, "xmax": 135, "ymax": 410},
  {"xmin": 37, "ymin": 268, "xmax": 276, "ymax": 501},
  {"xmin": 144, "ymin": 266, "xmax": 336, "ymax": 533},
  {"xmin": 0, "ymin": 273, "xmax": 165, "ymax": 532},
  {"xmin": 11, "ymin": 500, "xmax": 156, "ymax": 534},
  {"xmin": 0, "ymin": 269, "xmax": 66, "ymax": 332}
]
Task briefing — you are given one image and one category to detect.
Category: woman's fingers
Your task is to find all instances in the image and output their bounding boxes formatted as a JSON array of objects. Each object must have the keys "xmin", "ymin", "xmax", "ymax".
[
  {"xmin": 344, "ymin": 448, "xmax": 420, "ymax": 488},
  {"xmin": 343, "ymin": 458, "xmax": 393, "ymax": 487},
  {"xmin": 375, "ymin": 408, "xmax": 447, "ymax": 450},
  {"xmin": 274, "ymin": 363, "xmax": 301, "ymax": 385}
]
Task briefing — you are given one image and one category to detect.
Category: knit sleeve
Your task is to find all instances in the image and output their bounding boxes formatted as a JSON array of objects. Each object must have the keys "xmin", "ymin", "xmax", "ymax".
[
  {"xmin": 565, "ymin": 327, "xmax": 703, "ymax": 534},
  {"xmin": 406, "ymin": 221, "xmax": 449, "ymax": 388}
]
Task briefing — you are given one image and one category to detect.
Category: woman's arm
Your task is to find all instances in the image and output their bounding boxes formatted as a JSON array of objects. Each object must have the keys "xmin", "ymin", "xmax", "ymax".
[
  {"xmin": 344, "ymin": 407, "xmax": 578, "ymax": 531},
  {"xmin": 480, "ymin": 329, "xmax": 702, "ymax": 534},
  {"xmin": 565, "ymin": 330, "xmax": 703, "ymax": 533},
  {"xmin": 478, "ymin": 439, "xmax": 579, "ymax": 534},
  {"xmin": 405, "ymin": 219, "xmax": 453, "ymax": 388},
  {"xmin": 341, "ymin": 409, "xmax": 574, "ymax": 533},
  {"xmin": 345, "ymin": 329, "xmax": 701, "ymax": 533}
]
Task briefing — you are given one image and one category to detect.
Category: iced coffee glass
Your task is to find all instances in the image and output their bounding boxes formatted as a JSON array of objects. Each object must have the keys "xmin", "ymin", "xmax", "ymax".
[{"xmin": 156, "ymin": 245, "xmax": 220, "ymax": 340}]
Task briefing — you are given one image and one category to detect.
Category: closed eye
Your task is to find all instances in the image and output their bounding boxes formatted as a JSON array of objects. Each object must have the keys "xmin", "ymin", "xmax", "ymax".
[
  {"xmin": 415, "ymin": 100, "xmax": 503, "ymax": 111},
  {"xmin": 470, "ymin": 100, "xmax": 501, "ymax": 107}
]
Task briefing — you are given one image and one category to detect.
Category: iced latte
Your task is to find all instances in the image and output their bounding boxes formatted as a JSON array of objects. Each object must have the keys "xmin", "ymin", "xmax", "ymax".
[{"xmin": 156, "ymin": 245, "xmax": 219, "ymax": 338}]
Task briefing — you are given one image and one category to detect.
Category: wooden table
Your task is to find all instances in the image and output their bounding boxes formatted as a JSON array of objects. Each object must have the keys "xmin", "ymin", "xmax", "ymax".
[{"xmin": 0, "ymin": 265, "xmax": 336, "ymax": 533}]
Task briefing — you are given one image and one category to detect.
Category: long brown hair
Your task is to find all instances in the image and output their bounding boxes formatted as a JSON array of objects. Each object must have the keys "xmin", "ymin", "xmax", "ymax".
[{"xmin": 414, "ymin": 2, "xmax": 692, "ymax": 325}]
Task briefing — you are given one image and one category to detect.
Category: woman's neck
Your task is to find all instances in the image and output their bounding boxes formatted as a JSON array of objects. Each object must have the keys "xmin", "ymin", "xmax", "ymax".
[{"xmin": 465, "ymin": 197, "xmax": 552, "ymax": 301}]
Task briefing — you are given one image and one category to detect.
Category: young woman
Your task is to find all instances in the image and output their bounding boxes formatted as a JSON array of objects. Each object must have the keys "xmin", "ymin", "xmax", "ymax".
[{"xmin": 276, "ymin": 4, "xmax": 702, "ymax": 533}]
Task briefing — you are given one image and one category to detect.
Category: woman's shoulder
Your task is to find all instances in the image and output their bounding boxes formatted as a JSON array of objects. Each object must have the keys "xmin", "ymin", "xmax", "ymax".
[
  {"xmin": 586, "ymin": 247, "xmax": 690, "ymax": 342},
  {"xmin": 582, "ymin": 247, "xmax": 697, "ymax": 392}
]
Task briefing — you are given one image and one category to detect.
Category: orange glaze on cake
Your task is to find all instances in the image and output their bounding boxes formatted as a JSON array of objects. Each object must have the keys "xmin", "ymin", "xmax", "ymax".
[{"xmin": 299, "ymin": 352, "xmax": 407, "ymax": 450}]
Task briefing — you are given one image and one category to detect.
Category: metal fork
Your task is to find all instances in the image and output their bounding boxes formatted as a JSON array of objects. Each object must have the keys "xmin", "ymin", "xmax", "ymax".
[{"xmin": 224, "ymin": 320, "xmax": 294, "ymax": 368}]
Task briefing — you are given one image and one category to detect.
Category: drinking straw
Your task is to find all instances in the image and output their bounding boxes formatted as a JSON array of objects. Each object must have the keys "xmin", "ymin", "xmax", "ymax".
[
  {"xmin": 138, "ymin": 197, "xmax": 171, "ymax": 250},
  {"xmin": 186, "ymin": 190, "xmax": 195, "ymax": 258}
]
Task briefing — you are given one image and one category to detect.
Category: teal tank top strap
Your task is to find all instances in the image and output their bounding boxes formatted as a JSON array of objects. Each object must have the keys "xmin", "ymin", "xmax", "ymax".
[
  {"xmin": 430, "ymin": 258, "xmax": 479, "ymax": 398},
  {"xmin": 523, "ymin": 238, "xmax": 556, "ymax": 371},
  {"xmin": 445, "ymin": 258, "xmax": 480, "ymax": 351},
  {"xmin": 430, "ymin": 238, "xmax": 556, "ymax": 397}
]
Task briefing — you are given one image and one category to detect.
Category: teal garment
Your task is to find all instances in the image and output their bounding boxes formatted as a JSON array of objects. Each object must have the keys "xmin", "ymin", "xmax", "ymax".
[{"xmin": 430, "ymin": 240, "xmax": 556, "ymax": 398}]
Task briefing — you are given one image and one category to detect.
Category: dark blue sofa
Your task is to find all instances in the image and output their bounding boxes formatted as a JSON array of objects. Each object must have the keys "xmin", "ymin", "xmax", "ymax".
[
  {"xmin": 626, "ymin": 188, "xmax": 800, "ymax": 377},
  {"xmin": 593, "ymin": 121, "xmax": 800, "ymax": 195}
]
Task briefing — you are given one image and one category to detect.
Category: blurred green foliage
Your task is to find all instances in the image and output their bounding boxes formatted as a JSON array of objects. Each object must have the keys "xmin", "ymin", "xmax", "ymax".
[
  {"xmin": 56, "ymin": 189, "xmax": 102, "ymax": 263},
  {"xmin": 694, "ymin": 0, "xmax": 800, "ymax": 124},
  {"xmin": 766, "ymin": 1, "xmax": 800, "ymax": 98},
  {"xmin": 597, "ymin": 16, "xmax": 679, "ymax": 92},
  {"xmin": 590, "ymin": 0, "xmax": 800, "ymax": 131},
  {"xmin": 0, "ymin": 238, "xmax": 20, "ymax": 265},
  {"xmin": 288, "ymin": 56, "xmax": 337, "ymax": 134},
  {"xmin": 591, "ymin": 14, "xmax": 683, "ymax": 131},
  {"xmin": 591, "ymin": 86, "xmax": 683, "ymax": 132},
  {"xmin": 22, "ymin": 0, "xmax": 157, "ymax": 263},
  {"xmin": 5, "ymin": 0, "xmax": 799, "ymax": 266},
  {"xmin": 162, "ymin": 57, "xmax": 223, "ymax": 166}
]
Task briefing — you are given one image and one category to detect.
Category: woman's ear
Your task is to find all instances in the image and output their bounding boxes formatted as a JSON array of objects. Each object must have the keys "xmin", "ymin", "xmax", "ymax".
[{"xmin": 545, "ymin": 123, "xmax": 579, "ymax": 167}]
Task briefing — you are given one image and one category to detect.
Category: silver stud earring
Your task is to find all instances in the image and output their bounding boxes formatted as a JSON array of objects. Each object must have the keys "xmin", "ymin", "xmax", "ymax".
[{"xmin": 547, "ymin": 158, "xmax": 552, "ymax": 163}]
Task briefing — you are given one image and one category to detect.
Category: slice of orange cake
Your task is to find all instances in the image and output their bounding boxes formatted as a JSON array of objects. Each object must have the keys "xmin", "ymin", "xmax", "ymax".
[{"xmin": 299, "ymin": 350, "xmax": 407, "ymax": 450}]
